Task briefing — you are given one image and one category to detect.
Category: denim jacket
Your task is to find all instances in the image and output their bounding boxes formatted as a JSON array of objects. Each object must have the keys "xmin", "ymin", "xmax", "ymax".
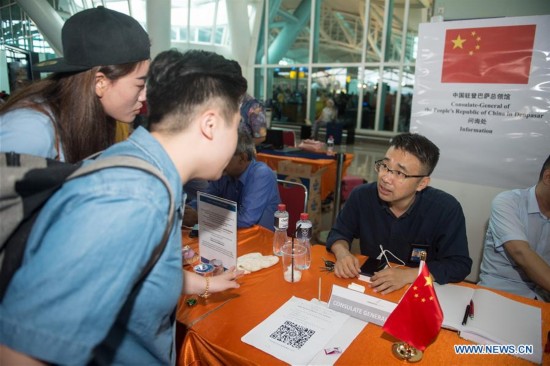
[{"xmin": 0, "ymin": 127, "xmax": 184, "ymax": 365}]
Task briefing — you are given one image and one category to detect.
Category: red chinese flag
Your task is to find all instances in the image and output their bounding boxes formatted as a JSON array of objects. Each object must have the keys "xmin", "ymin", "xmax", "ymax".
[
  {"xmin": 382, "ymin": 262, "xmax": 443, "ymax": 351},
  {"xmin": 441, "ymin": 24, "xmax": 536, "ymax": 84}
]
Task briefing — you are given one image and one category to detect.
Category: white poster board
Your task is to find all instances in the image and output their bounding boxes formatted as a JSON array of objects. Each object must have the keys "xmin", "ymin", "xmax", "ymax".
[
  {"xmin": 411, "ymin": 15, "xmax": 549, "ymax": 189},
  {"xmin": 410, "ymin": 15, "xmax": 550, "ymax": 281},
  {"xmin": 197, "ymin": 192, "xmax": 238, "ymax": 269}
]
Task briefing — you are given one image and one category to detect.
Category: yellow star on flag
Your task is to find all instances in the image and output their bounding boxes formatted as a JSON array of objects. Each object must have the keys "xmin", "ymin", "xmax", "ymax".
[
  {"xmin": 452, "ymin": 35, "xmax": 466, "ymax": 49},
  {"xmin": 424, "ymin": 275, "xmax": 433, "ymax": 287}
]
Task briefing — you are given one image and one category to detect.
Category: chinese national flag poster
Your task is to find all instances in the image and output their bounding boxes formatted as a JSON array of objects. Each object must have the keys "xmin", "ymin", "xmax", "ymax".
[
  {"xmin": 382, "ymin": 262, "xmax": 443, "ymax": 351},
  {"xmin": 441, "ymin": 24, "xmax": 536, "ymax": 84}
]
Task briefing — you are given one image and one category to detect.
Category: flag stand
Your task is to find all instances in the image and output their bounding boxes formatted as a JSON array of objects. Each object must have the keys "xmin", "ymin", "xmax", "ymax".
[{"xmin": 391, "ymin": 342, "xmax": 423, "ymax": 362}]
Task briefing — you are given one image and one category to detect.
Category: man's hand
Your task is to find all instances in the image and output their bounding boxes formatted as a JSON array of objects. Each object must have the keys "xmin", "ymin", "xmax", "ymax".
[
  {"xmin": 331, "ymin": 241, "xmax": 361, "ymax": 278},
  {"xmin": 369, "ymin": 267, "xmax": 418, "ymax": 295},
  {"xmin": 504, "ymin": 240, "xmax": 550, "ymax": 293}
]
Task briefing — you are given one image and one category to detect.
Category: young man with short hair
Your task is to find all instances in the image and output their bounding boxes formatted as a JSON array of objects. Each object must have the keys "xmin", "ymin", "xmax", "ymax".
[{"xmin": 0, "ymin": 49, "xmax": 247, "ymax": 365}]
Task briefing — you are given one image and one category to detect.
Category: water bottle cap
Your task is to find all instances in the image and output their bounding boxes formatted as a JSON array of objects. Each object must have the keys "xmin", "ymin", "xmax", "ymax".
[
  {"xmin": 300, "ymin": 212, "xmax": 309, "ymax": 220},
  {"xmin": 278, "ymin": 203, "xmax": 286, "ymax": 211}
]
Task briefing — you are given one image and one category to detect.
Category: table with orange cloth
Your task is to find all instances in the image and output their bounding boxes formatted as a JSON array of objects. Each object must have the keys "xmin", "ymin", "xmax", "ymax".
[
  {"xmin": 256, "ymin": 151, "xmax": 353, "ymax": 200},
  {"xmin": 177, "ymin": 226, "xmax": 550, "ymax": 366}
]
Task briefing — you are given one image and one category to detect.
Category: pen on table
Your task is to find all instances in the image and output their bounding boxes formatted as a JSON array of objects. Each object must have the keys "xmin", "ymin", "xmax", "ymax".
[
  {"xmin": 469, "ymin": 299, "xmax": 474, "ymax": 319},
  {"xmin": 461, "ymin": 304, "xmax": 471, "ymax": 326}
]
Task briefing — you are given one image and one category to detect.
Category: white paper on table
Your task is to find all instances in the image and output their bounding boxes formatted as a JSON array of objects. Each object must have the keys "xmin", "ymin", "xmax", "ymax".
[
  {"xmin": 197, "ymin": 192, "xmax": 237, "ymax": 269},
  {"xmin": 241, "ymin": 296, "xmax": 356, "ymax": 365},
  {"xmin": 307, "ymin": 299, "xmax": 367, "ymax": 366}
]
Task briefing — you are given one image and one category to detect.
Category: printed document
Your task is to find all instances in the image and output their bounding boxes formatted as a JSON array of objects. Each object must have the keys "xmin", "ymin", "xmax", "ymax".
[
  {"xmin": 242, "ymin": 296, "xmax": 365, "ymax": 365},
  {"xmin": 197, "ymin": 192, "xmax": 237, "ymax": 269}
]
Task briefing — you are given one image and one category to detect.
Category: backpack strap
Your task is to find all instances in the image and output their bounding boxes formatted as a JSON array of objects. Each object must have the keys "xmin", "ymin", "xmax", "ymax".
[{"xmin": 68, "ymin": 156, "xmax": 175, "ymax": 294}]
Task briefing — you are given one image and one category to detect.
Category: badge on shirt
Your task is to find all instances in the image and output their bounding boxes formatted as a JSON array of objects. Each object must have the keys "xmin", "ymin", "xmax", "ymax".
[{"xmin": 408, "ymin": 244, "xmax": 430, "ymax": 264}]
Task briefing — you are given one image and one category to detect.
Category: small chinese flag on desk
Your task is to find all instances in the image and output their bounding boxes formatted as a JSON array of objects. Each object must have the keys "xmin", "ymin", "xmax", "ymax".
[
  {"xmin": 441, "ymin": 24, "xmax": 536, "ymax": 84},
  {"xmin": 382, "ymin": 262, "xmax": 443, "ymax": 351}
]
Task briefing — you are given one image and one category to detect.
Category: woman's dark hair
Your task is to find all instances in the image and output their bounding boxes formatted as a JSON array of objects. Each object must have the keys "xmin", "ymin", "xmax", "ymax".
[{"xmin": 0, "ymin": 61, "xmax": 144, "ymax": 163}]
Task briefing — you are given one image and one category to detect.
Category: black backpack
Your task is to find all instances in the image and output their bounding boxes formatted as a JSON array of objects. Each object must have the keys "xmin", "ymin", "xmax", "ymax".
[{"xmin": 0, "ymin": 152, "xmax": 175, "ymax": 301}]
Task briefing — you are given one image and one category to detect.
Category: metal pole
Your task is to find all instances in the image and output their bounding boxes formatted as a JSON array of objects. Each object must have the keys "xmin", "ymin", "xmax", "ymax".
[{"xmin": 332, "ymin": 153, "xmax": 345, "ymax": 225}]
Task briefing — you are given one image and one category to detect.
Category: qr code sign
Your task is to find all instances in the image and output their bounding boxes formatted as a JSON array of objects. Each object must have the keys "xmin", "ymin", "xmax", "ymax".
[{"xmin": 269, "ymin": 320, "xmax": 316, "ymax": 349}]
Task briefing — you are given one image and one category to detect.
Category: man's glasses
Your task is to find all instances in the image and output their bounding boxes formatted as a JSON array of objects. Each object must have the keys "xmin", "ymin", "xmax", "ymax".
[{"xmin": 374, "ymin": 160, "xmax": 428, "ymax": 182}]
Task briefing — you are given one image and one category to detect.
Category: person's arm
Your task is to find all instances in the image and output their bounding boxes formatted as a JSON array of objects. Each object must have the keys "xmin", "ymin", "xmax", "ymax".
[
  {"xmin": 183, "ymin": 267, "xmax": 243, "ymax": 295},
  {"xmin": 423, "ymin": 198, "xmax": 472, "ymax": 284},
  {"xmin": 504, "ymin": 240, "xmax": 550, "ymax": 292},
  {"xmin": 326, "ymin": 187, "xmax": 363, "ymax": 278},
  {"xmin": 0, "ymin": 345, "xmax": 46, "ymax": 366},
  {"xmin": 369, "ymin": 267, "xmax": 419, "ymax": 294},
  {"xmin": 331, "ymin": 240, "xmax": 360, "ymax": 278},
  {"xmin": 237, "ymin": 164, "xmax": 276, "ymax": 228},
  {"xmin": 0, "ymin": 175, "xmax": 169, "ymax": 364},
  {"xmin": 0, "ymin": 108, "xmax": 60, "ymax": 160}
]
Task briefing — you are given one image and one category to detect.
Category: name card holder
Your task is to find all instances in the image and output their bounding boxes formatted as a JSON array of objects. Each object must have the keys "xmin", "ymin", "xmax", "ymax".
[{"xmin": 328, "ymin": 284, "xmax": 397, "ymax": 326}]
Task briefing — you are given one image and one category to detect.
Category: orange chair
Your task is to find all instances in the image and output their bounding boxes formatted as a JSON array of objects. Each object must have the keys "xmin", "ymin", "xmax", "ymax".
[{"xmin": 277, "ymin": 179, "xmax": 308, "ymax": 237}]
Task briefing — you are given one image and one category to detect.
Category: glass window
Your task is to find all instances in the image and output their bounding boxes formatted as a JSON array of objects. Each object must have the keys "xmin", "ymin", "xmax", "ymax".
[
  {"xmin": 266, "ymin": 0, "xmax": 311, "ymax": 65},
  {"xmin": 269, "ymin": 67, "xmax": 307, "ymax": 124},
  {"xmin": 398, "ymin": 66, "xmax": 415, "ymax": 132},
  {"xmin": 360, "ymin": 67, "xmax": 379, "ymax": 130},
  {"xmin": 316, "ymin": 3, "xmax": 364, "ymax": 63}
]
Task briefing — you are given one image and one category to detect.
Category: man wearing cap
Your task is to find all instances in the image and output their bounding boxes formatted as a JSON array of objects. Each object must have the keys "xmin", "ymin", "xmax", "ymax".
[{"xmin": 0, "ymin": 6, "xmax": 151, "ymax": 163}]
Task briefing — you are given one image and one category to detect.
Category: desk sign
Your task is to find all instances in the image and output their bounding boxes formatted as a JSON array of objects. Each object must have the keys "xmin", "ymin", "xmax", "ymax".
[
  {"xmin": 197, "ymin": 192, "xmax": 238, "ymax": 269},
  {"xmin": 328, "ymin": 285, "xmax": 397, "ymax": 326}
]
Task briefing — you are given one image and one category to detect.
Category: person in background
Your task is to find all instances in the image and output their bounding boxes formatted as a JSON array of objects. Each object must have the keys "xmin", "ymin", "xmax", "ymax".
[
  {"xmin": 240, "ymin": 93, "xmax": 267, "ymax": 146},
  {"xmin": 326, "ymin": 132, "xmax": 472, "ymax": 294},
  {"xmin": 478, "ymin": 155, "xmax": 550, "ymax": 301},
  {"xmin": 0, "ymin": 6, "xmax": 150, "ymax": 163},
  {"xmin": 312, "ymin": 98, "xmax": 337, "ymax": 140},
  {"xmin": 0, "ymin": 49, "xmax": 247, "ymax": 365},
  {"xmin": 186, "ymin": 129, "xmax": 280, "ymax": 231}
]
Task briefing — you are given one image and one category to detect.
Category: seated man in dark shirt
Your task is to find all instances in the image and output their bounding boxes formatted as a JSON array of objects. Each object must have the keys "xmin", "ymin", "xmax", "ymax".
[
  {"xmin": 326, "ymin": 132, "xmax": 472, "ymax": 294},
  {"xmin": 187, "ymin": 130, "xmax": 280, "ymax": 230}
]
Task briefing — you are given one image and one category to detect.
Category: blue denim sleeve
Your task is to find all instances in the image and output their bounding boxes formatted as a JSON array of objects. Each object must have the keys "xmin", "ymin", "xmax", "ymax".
[
  {"xmin": 0, "ymin": 108, "xmax": 61, "ymax": 160},
  {"xmin": 0, "ymin": 170, "xmax": 169, "ymax": 364}
]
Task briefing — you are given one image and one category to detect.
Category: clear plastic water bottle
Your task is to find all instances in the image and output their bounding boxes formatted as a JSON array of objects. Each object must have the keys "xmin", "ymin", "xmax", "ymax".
[
  {"xmin": 295, "ymin": 212, "xmax": 312, "ymax": 269},
  {"xmin": 273, "ymin": 204, "xmax": 289, "ymax": 256},
  {"xmin": 327, "ymin": 135, "xmax": 335, "ymax": 155}
]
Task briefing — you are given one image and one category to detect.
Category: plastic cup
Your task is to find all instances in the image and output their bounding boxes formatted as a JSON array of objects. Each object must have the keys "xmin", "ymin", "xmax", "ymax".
[{"xmin": 281, "ymin": 242, "xmax": 306, "ymax": 283}]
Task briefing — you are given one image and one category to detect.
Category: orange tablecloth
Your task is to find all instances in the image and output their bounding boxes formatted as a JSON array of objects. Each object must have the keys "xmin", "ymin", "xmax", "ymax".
[
  {"xmin": 256, "ymin": 152, "xmax": 353, "ymax": 200},
  {"xmin": 177, "ymin": 226, "xmax": 550, "ymax": 366}
]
